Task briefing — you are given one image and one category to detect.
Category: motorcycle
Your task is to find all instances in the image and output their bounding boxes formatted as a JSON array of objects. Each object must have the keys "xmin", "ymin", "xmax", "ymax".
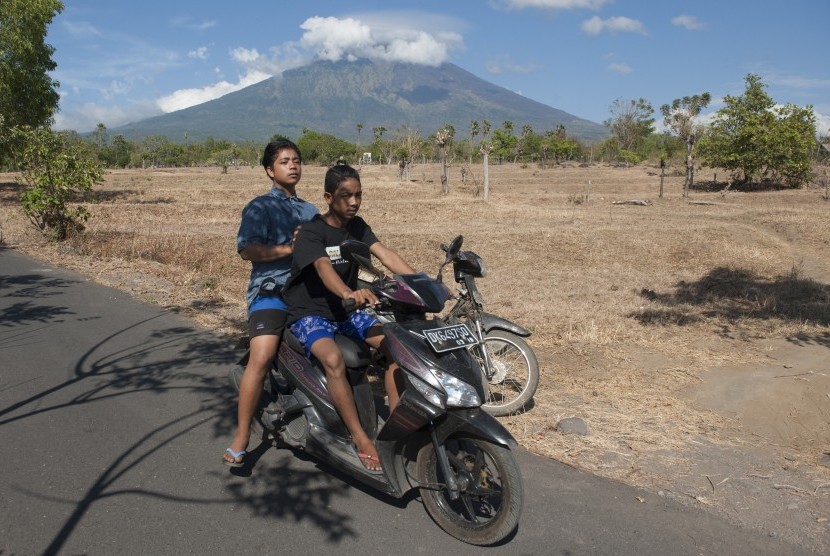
[
  {"xmin": 229, "ymin": 239, "xmax": 523, "ymax": 545},
  {"xmin": 364, "ymin": 236, "xmax": 540, "ymax": 416}
]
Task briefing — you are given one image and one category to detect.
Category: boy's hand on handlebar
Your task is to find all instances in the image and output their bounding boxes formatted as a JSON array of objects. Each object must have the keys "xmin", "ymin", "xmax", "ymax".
[{"xmin": 345, "ymin": 288, "xmax": 378, "ymax": 308}]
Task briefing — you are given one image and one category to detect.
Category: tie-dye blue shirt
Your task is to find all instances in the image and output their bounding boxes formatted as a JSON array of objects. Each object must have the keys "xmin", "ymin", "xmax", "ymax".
[{"xmin": 236, "ymin": 186, "xmax": 318, "ymax": 310}]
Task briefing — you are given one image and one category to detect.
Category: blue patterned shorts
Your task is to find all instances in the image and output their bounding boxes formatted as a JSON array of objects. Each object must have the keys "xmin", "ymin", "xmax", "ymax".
[{"xmin": 289, "ymin": 312, "xmax": 380, "ymax": 357}]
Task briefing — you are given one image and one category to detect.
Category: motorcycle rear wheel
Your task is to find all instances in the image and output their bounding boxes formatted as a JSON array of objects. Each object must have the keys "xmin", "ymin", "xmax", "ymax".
[
  {"xmin": 417, "ymin": 435, "xmax": 523, "ymax": 545},
  {"xmin": 472, "ymin": 331, "xmax": 540, "ymax": 416}
]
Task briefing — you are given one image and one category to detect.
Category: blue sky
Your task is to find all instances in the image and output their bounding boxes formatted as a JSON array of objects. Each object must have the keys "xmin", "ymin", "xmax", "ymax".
[{"xmin": 49, "ymin": 0, "xmax": 830, "ymax": 137}]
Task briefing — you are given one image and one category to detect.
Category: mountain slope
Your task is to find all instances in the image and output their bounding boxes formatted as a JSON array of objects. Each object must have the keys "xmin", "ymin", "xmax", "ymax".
[{"xmin": 113, "ymin": 59, "xmax": 608, "ymax": 143}]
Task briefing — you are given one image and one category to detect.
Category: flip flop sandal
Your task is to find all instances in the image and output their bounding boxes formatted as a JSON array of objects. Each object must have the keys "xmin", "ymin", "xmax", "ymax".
[
  {"xmin": 356, "ymin": 451, "xmax": 384, "ymax": 475},
  {"xmin": 223, "ymin": 448, "xmax": 247, "ymax": 468}
]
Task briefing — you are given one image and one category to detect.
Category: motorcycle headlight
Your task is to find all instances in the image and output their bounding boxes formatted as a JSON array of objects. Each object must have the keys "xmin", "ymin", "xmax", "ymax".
[
  {"xmin": 434, "ymin": 370, "xmax": 481, "ymax": 408},
  {"xmin": 407, "ymin": 374, "xmax": 447, "ymax": 408}
]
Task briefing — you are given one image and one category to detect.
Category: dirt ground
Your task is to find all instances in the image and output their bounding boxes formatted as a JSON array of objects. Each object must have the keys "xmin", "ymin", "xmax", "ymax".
[{"xmin": 1, "ymin": 162, "xmax": 828, "ymax": 552}]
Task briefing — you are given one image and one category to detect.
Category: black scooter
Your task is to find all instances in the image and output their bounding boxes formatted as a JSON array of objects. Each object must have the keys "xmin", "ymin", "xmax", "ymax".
[{"xmin": 229, "ymin": 239, "xmax": 523, "ymax": 545}]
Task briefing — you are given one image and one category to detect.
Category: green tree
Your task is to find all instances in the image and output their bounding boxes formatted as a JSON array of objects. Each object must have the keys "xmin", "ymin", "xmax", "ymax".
[
  {"xmin": 104, "ymin": 135, "xmax": 133, "ymax": 168},
  {"xmin": 90, "ymin": 122, "xmax": 109, "ymax": 149},
  {"xmin": 297, "ymin": 129, "xmax": 355, "ymax": 164},
  {"xmin": 493, "ymin": 120, "xmax": 517, "ymax": 162},
  {"xmin": 604, "ymin": 98, "xmax": 655, "ymax": 155},
  {"xmin": 517, "ymin": 124, "xmax": 534, "ymax": 162},
  {"xmin": 0, "ymin": 0, "xmax": 63, "ymax": 159},
  {"xmin": 698, "ymin": 74, "xmax": 817, "ymax": 187},
  {"xmin": 542, "ymin": 127, "xmax": 581, "ymax": 165},
  {"xmin": 661, "ymin": 93, "xmax": 711, "ymax": 196},
  {"xmin": 12, "ymin": 126, "xmax": 104, "ymax": 240}
]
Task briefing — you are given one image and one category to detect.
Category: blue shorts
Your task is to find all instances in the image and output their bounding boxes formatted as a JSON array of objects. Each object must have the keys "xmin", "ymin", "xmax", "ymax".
[{"xmin": 289, "ymin": 312, "xmax": 379, "ymax": 358}]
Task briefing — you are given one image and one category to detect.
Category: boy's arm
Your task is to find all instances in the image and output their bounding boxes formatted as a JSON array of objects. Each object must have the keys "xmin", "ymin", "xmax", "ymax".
[
  {"xmin": 312, "ymin": 257, "xmax": 378, "ymax": 306},
  {"xmin": 239, "ymin": 225, "xmax": 301, "ymax": 261},
  {"xmin": 239, "ymin": 242, "xmax": 292, "ymax": 262},
  {"xmin": 370, "ymin": 242, "xmax": 416, "ymax": 275}
]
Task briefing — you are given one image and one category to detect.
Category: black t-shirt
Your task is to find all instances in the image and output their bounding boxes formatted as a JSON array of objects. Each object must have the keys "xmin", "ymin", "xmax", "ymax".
[{"xmin": 283, "ymin": 214, "xmax": 379, "ymax": 323}]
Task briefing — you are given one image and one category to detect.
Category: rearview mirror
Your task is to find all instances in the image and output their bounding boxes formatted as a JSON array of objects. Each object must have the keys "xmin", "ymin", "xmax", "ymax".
[{"xmin": 441, "ymin": 235, "xmax": 463, "ymax": 263}]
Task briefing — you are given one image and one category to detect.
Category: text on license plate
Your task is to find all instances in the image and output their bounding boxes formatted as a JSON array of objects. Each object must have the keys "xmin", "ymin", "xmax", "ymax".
[{"xmin": 423, "ymin": 324, "xmax": 478, "ymax": 353}]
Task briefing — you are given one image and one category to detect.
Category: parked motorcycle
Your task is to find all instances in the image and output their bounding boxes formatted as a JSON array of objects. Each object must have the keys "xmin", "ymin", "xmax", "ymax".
[
  {"xmin": 364, "ymin": 236, "xmax": 540, "ymax": 416},
  {"xmin": 229, "ymin": 239, "xmax": 523, "ymax": 545},
  {"xmin": 441, "ymin": 236, "xmax": 539, "ymax": 416}
]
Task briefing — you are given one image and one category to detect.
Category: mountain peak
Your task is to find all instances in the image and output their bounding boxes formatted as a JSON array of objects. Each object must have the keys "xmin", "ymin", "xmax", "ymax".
[{"xmin": 113, "ymin": 59, "xmax": 607, "ymax": 143}]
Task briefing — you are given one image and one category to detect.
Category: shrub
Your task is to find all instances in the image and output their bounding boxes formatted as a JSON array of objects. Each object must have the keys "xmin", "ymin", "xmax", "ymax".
[{"xmin": 12, "ymin": 126, "xmax": 104, "ymax": 240}]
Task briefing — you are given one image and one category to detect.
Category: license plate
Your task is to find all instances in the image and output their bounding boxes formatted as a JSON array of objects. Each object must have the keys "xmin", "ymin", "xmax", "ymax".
[{"xmin": 423, "ymin": 324, "xmax": 478, "ymax": 353}]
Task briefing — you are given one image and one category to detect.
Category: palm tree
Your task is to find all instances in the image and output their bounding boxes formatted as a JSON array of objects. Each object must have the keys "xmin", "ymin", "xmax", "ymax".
[{"xmin": 469, "ymin": 120, "xmax": 480, "ymax": 165}]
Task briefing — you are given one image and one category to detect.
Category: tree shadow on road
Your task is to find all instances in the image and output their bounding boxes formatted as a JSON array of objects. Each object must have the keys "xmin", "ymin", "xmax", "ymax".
[
  {"xmin": 0, "ymin": 266, "xmax": 395, "ymax": 552},
  {"xmin": 0, "ymin": 252, "xmax": 441, "ymax": 553},
  {"xmin": 629, "ymin": 266, "xmax": 830, "ymax": 347},
  {"xmin": 3, "ymin": 311, "xmax": 374, "ymax": 552}
]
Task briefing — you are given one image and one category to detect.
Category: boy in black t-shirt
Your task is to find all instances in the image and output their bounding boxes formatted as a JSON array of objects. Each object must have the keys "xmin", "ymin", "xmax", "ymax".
[{"xmin": 282, "ymin": 163, "xmax": 415, "ymax": 474}]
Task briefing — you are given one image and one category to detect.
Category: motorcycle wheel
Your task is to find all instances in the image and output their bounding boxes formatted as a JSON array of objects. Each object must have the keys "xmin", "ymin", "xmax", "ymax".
[
  {"xmin": 417, "ymin": 435, "xmax": 523, "ymax": 546},
  {"xmin": 472, "ymin": 330, "xmax": 540, "ymax": 416}
]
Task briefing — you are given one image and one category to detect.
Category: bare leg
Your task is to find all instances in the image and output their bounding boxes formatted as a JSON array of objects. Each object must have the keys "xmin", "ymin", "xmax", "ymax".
[
  {"xmin": 311, "ymin": 337, "xmax": 381, "ymax": 471},
  {"xmin": 365, "ymin": 327, "xmax": 401, "ymax": 411},
  {"xmin": 225, "ymin": 334, "xmax": 278, "ymax": 464}
]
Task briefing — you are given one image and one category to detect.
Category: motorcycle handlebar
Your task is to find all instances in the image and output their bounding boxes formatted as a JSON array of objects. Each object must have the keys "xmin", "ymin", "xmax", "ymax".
[{"xmin": 341, "ymin": 294, "xmax": 388, "ymax": 313}]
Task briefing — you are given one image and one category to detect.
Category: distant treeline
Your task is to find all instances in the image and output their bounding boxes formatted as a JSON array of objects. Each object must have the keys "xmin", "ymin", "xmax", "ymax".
[{"xmin": 60, "ymin": 122, "xmax": 692, "ymax": 170}]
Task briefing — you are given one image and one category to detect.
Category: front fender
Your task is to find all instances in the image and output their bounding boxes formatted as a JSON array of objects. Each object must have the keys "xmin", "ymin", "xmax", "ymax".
[
  {"xmin": 480, "ymin": 312, "xmax": 531, "ymax": 337},
  {"xmin": 433, "ymin": 408, "xmax": 518, "ymax": 449}
]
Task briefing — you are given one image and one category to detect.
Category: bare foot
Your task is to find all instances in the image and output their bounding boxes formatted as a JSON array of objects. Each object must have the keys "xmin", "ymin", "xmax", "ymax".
[
  {"xmin": 354, "ymin": 440, "xmax": 382, "ymax": 472},
  {"xmin": 224, "ymin": 433, "xmax": 250, "ymax": 466}
]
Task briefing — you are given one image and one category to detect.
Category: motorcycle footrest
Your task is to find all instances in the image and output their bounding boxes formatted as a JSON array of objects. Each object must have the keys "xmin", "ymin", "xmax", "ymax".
[{"xmin": 263, "ymin": 393, "xmax": 307, "ymax": 417}]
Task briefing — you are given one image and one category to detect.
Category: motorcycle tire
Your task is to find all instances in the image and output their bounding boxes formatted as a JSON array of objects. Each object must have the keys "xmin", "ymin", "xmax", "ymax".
[
  {"xmin": 416, "ymin": 434, "xmax": 523, "ymax": 546},
  {"xmin": 472, "ymin": 330, "xmax": 540, "ymax": 416}
]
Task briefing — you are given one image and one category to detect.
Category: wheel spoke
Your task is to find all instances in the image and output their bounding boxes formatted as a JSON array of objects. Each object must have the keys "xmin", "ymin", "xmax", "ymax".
[{"xmin": 459, "ymin": 494, "xmax": 481, "ymax": 523}]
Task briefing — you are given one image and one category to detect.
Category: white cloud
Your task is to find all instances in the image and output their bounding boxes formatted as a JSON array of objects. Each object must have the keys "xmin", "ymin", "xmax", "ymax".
[
  {"xmin": 815, "ymin": 111, "xmax": 830, "ymax": 137},
  {"xmin": 230, "ymin": 44, "xmax": 308, "ymax": 75},
  {"xmin": 53, "ymin": 101, "xmax": 163, "ymax": 132},
  {"xmin": 101, "ymin": 80, "xmax": 130, "ymax": 100},
  {"xmin": 486, "ymin": 56, "xmax": 540, "ymax": 75},
  {"xmin": 299, "ymin": 16, "xmax": 461, "ymax": 66},
  {"xmin": 149, "ymin": 43, "xmax": 311, "ymax": 115},
  {"xmin": 582, "ymin": 16, "xmax": 648, "ymax": 35},
  {"xmin": 496, "ymin": 0, "xmax": 610, "ymax": 9},
  {"xmin": 188, "ymin": 47, "xmax": 209, "ymax": 60},
  {"xmin": 230, "ymin": 47, "xmax": 260, "ymax": 64},
  {"xmin": 156, "ymin": 70, "xmax": 271, "ymax": 113},
  {"xmin": 608, "ymin": 63, "xmax": 632, "ymax": 74},
  {"xmin": 767, "ymin": 74, "xmax": 830, "ymax": 89},
  {"xmin": 171, "ymin": 17, "xmax": 216, "ymax": 31},
  {"xmin": 62, "ymin": 20, "xmax": 101, "ymax": 38},
  {"xmin": 58, "ymin": 12, "xmax": 468, "ymax": 127},
  {"xmin": 671, "ymin": 15, "xmax": 705, "ymax": 31}
]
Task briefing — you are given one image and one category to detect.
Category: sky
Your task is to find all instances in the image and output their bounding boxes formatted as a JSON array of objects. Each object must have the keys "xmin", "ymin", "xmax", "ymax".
[{"xmin": 48, "ymin": 0, "xmax": 830, "ymax": 137}]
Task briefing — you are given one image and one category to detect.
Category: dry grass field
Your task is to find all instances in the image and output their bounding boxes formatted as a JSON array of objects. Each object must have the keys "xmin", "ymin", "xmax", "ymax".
[{"xmin": 2, "ymin": 162, "xmax": 829, "ymax": 550}]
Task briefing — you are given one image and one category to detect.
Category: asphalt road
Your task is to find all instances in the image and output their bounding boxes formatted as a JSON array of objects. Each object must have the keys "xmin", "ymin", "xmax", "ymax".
[{"xmin": 0, "ymin": 247, "xmax": 809, "ymax": 555}]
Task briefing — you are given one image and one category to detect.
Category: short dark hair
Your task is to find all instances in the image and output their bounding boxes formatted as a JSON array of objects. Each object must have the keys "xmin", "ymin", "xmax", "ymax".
[
  {"xmin": 261, "ymin": 139, "xmax": 301, "ymax": 169},
  {"xmin": 324, "ymin": 161, "xmax": 361, "ymax": 194}
]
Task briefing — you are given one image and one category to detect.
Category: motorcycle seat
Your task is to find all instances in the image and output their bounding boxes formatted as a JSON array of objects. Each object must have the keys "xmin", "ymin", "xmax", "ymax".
[{"xmin": 282, "ymin": 329, "xmax": 372, "ymax": 369}]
